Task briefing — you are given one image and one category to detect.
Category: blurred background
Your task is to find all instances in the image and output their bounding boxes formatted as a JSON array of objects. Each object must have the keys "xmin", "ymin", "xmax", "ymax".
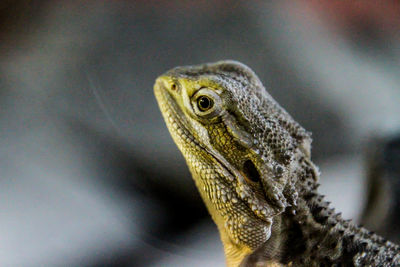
[{"xmin": 1, "ymin": 1, "xmax": 399, "ymax": 266}]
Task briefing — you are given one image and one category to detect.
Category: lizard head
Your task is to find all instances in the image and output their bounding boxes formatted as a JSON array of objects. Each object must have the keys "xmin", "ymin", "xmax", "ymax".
[{"xmin": 154, "ymin": 60, "xmax": 315, "ymax": 260}]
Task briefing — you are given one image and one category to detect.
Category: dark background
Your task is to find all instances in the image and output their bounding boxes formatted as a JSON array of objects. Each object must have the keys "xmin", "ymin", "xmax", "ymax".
[{"xmin": 1, "ymin": 1, "xmax": 399, "ymax": 266}]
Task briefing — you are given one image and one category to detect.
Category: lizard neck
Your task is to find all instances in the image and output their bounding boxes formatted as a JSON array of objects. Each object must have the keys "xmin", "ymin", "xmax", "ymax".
[{"xmin": 274, "ymin": 190, "xmax": 400, "ymax": 266}]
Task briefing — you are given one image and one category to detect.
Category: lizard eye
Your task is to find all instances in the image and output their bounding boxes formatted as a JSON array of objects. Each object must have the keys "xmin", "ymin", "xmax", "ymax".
[
  {"xmin": 197, "ymin": 96, "xmax": 214, "ymax": 111},
  {"xmin": 191, "ymin": 88, "xmax": 222, "ymax": 118}
]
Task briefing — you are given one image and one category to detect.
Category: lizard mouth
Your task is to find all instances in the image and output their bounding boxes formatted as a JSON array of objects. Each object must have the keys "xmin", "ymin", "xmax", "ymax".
[
  {"xmin": 154, "ymin": 81, "xmax": 204, "ymax": 150},
  {"xmin": 154, "ymin": 81, "xmax": 240, "ymax": 183}
]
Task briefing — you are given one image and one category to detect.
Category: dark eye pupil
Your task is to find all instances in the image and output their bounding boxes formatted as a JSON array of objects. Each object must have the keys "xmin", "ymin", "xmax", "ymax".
[{"xmin": 197, "ymin": 96, "xmax": 213, "ymax": 111}]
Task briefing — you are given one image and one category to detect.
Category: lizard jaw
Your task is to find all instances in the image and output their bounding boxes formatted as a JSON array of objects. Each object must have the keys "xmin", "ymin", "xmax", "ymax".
[
  {"xmin": 155, "ymin": 78, "xmax": 278, "ymax": 221},
  {"xmin": 154, "ymin": 77, "xmax": 273, "ymax": 249}
]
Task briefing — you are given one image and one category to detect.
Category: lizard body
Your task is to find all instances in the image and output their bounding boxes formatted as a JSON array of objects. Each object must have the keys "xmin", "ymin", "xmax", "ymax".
[{"xmin": 154, "ymin": 60, "xmax": 400, "ymax": 267}]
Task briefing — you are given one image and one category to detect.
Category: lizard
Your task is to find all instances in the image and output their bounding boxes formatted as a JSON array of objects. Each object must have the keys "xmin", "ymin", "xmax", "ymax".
[{"xmin": 153, "ymin": 60, "xmax": 400, "ymax": 267}]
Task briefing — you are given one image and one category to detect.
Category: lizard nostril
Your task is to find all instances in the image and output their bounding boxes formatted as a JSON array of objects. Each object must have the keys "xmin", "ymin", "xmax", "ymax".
[
  {"xmin": 171, "ymin": 83, "xmax": 177, "ymax": 91},
  {"xmin": 243, "ymin": 160, "xmax": 260, "ymax": 183}
]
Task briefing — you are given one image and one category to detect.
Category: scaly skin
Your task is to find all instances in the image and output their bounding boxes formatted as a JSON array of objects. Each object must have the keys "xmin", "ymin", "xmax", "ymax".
[{"xmin": 154, "ymin": 60, "xmax": 400, "ymax": 267}]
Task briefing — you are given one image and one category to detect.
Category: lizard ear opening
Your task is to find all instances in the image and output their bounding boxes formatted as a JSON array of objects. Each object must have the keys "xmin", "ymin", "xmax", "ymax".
[{"xmin": 243, "ymin": 160, "xmax": 260, "ymax": 183}]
